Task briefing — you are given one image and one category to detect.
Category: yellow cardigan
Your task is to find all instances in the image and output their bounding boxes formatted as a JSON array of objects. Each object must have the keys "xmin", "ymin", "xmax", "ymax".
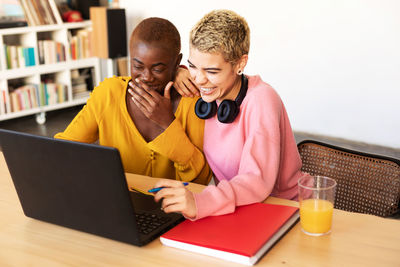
[{"xmin": 55, "ymin": 77, "xmax": 211, "ymax": 185}]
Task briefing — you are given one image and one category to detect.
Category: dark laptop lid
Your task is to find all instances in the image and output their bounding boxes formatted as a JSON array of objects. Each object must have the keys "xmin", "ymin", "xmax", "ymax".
[{"xmin": 0, "ymin": 129, "xmax": 181, "ymax": 246}]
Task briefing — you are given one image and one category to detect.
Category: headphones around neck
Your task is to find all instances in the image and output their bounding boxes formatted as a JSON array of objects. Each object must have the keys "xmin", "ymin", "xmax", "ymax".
[{"xmin": 195, "ymin": 74, "xmax": 248, "ymax": 123}]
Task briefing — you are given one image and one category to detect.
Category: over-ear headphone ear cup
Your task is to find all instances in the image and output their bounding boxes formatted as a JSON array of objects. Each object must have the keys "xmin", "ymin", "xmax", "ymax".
[
  {"xmin": 217, "ymin": 100, "xmax": 239, "ymax": 123},
  {"xmin": 195, "ymin": 98, "xmax": 218, "ymax": 119},
  {"xmin": 194, "ymin": 75, "xmax": 248, "ymax": 123}
]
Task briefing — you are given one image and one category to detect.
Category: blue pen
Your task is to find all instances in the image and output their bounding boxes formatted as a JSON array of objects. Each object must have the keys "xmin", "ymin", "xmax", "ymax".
[{"xmin": 148, "ymin": 182, "xmax": 189, "ymax": 193}]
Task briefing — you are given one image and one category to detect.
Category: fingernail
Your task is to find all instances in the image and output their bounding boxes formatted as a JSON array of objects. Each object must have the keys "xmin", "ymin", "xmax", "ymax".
[{"xmin": 135, "ymin": 78, "xmax": 139, "ymax": 83}]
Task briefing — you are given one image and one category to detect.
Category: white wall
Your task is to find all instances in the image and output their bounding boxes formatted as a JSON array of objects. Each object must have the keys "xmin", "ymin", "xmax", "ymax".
[{"xmin": 119, "ymin": 0, "xmax": 400, "ymax": 148}]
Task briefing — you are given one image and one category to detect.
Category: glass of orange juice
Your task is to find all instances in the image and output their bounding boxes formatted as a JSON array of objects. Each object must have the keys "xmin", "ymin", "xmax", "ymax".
[{"xmin": 298, "ymin": 176, "xmax": 337, "ymax": 236}]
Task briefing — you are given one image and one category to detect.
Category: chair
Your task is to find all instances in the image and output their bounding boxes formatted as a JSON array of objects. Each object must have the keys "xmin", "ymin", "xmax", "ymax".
[{"xmin": 297, "ymin": 140, "xmax": 400, "ymax": 217}]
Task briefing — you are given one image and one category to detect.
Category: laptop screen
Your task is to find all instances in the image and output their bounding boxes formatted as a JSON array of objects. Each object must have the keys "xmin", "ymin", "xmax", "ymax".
[{"xmin": 0, "ymin": 129, "xmax": 182, "ymax": 246}]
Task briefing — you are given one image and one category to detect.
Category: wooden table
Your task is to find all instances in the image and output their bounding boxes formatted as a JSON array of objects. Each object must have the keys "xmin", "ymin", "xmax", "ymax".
[{"xmin": 0, "ymin": 152, "xmax": 399, "ymax": 266}]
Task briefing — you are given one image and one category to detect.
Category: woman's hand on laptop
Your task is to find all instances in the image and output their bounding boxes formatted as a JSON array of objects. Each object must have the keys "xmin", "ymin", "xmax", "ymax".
[{"xmin": 152, "ymin": 179, "xmax": 196, "ymax": 219}]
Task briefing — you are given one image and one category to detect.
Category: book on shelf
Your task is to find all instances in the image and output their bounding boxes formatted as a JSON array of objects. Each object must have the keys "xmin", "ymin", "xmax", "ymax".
[
  {"xmin": 160, "ymin": 203, "xmax": 299, "ymax": 266},
  {"xmin": 7, "ymin": 81, "xmax": 67, "ymax": 113},
  {"xmin": 46, "ymin": 0, "xmax": 63, "ymax": 24},
  {"xmin": 71, "ymin": 69, "xmax": 90, "ymax": 99},
  {"xmin": 40, "ymin": 82, "xmax": 66, "ymax": 106},
  {"xmin": 17, "ymin": 47, "xmax": 25, "ymax": 67},
  {"xmin": 1, "ymin": 90, "xmax": 7, "ymax": 115},
  {"xmin": 19, "ymin": 0, "xmax": 62, "ymax": 26},
  {"xmin": 9, "ymin": 45, "xmax": 18, "ymax": 68},
  {"xmin": 9, "ymin": 84, "xmax": 39, "ymax": 112},
  {"xmin": 39, "ymin": 0, "xmax": 57, "ymax": 24},
  {"xmin": 5, "ymin": 45, "xmax": 36, "ymax": 69},
  {"xmin": 68, "ymin": 28, "xmax": 92, "ymax": 60},
  {"xmin": 37, "ymin": 40, "xmax": 66, "ymax": 64}
]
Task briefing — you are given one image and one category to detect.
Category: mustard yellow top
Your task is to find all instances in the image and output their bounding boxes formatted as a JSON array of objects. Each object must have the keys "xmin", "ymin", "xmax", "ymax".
[{"xmin": 55, "ymin": 77, "xmax": 211, "ymax": 185}]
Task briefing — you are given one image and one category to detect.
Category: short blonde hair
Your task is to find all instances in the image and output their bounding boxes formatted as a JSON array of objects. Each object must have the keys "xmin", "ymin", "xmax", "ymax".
[{"xmin": 190, "ymin": 9, "xmax": 250, "ymax": 64}]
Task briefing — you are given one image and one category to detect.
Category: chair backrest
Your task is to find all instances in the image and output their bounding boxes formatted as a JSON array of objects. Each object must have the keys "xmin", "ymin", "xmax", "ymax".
[{"xmin": 297, "ymin": 140, "xmax": 400, "ymax": 217}]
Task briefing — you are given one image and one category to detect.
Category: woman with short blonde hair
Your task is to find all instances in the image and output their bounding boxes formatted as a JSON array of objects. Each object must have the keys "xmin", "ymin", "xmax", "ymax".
[
  {"xmin": 153, "ymin": 10, "xmax": 305, "ymax": 220},
  {"xmin": 190, "ymin": 9, "xmax": 250, "ymax": 64}
]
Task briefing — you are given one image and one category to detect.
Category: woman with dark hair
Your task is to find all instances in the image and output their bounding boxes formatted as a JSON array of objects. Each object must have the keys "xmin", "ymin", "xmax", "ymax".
[{"xmin": 56, "ymin": 17, "xmax": 211, "ymax": 185}]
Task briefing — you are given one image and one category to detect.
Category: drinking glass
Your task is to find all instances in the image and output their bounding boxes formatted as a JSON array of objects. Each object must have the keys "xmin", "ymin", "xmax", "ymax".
[{"xmin": 298, "ymin": 175, "xmax": 337, "ymax": 236}]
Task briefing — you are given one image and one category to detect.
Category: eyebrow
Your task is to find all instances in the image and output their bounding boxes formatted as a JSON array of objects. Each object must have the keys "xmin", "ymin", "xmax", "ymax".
[
  {"xmin": 187, "ymin": 60, "xmax": 221, "ymax": 71},
  {"xmin": 132, "ymin": 58, "xmax": 166, "ymax": 68}
]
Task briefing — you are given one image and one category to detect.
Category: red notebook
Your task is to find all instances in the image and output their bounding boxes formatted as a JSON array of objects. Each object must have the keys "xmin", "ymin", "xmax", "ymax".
[{"xmin": 160, "ymin": 203, "xmax": 299, "ymax": 265}]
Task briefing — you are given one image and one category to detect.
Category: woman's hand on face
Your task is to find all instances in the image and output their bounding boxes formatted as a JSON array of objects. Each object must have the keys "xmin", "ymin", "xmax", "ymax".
[
  {"xmin": 152, "ymin": 179, "xmax": 197, "ymax": 219},
  {"xmin": 173, "ymin": 66, "xmax": 200, "ymax": 98},
  {"xmin": 128, "ymin": 79, "xmax": 175, "ymax": 129}
]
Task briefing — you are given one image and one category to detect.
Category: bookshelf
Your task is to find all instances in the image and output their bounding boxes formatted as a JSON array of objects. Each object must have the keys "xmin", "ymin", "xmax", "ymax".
[{"xmin": 0, "ymin": 21, "xmax": 100, "ymax": 124}]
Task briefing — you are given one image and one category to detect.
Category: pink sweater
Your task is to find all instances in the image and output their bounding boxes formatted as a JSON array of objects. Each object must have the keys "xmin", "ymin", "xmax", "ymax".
[{"xmin": 193, "ymin": 75, "xmax": 304, "ymax": 220}]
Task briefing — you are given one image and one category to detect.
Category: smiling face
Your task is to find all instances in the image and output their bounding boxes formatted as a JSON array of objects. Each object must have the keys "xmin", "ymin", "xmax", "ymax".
[
  {"xmin": 188, "ymin": 48, "xmax": 242, "ymax": 103},
  {"xmin": 130, "ymin": 39, "xmax": 181, "ymax": 94}
]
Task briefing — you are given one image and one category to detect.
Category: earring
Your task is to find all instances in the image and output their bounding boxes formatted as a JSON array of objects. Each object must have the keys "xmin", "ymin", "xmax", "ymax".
[{"xmin": 237, "ymin": 69, "xmax": 243, "ymax": 75}]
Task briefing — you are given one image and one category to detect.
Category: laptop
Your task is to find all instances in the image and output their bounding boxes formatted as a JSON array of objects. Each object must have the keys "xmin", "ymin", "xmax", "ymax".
[{"xmin": 0, "ymin": 128, "xmax": 183, "ymax": 246}]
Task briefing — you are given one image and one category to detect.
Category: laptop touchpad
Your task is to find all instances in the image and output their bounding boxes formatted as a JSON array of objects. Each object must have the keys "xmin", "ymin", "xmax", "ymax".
[{"xmin": 129, "ymin": 191, "xmax": 161, "ymax": 211}]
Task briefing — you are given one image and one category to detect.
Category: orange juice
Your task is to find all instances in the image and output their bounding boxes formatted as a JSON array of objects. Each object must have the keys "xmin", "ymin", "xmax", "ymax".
[{"xmin": 300, "ymin": 198, "xmax": 333, "ymax": 235}]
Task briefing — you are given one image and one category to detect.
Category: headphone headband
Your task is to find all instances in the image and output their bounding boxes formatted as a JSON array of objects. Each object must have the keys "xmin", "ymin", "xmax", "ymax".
[{"xmin": 235, "ymin": 74, "xmax": 248, "ymax": 106}]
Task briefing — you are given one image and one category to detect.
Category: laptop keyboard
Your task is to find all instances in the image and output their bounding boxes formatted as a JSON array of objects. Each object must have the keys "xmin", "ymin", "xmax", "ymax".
[{"xmin": 135, "ymin": 211, "xmax": 172, "ymax": 235}]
